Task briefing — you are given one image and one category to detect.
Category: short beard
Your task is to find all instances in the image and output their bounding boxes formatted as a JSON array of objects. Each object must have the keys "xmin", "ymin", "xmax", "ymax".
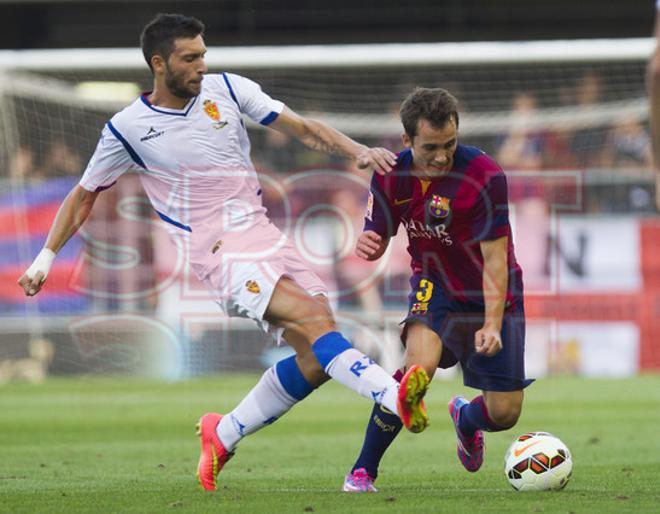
[{"xmin": 164, "ymin": 66, "xmax": 195, "ymax": 99}]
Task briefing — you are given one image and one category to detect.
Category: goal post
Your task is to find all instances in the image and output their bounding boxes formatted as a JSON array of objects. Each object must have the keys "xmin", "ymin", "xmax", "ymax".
[
  {"xmin": 0, "ymin": 37, "xmax": 653, "ymax": 139},
  {"xmin": 0, "ymin": 38, "xmax": 653, "ymax": 70}
]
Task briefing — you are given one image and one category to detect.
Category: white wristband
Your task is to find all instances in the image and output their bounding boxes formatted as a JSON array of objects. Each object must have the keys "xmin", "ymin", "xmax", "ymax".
[{"xmin": 26, "ymin": 248, "xmax": 56, "ymax": 280}]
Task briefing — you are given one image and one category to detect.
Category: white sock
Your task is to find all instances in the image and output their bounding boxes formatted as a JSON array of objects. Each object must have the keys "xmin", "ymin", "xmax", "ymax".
[
  {"xmin": 325, "ymin": 348, "xmax": 400, "ymax": 415},
  {"xmin": 216, "ymin": 366, "xmax": 298, "ymax": 451}
]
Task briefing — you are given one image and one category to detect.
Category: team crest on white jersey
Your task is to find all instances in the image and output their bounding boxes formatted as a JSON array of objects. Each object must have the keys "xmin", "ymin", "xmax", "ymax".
[
  {"xmin": 245, "ymin": 280, "xmax": 260, "ymax": 294},
  {"xmin": 203, "ymin": 99, "xmax": 228, "ymax": 129}
]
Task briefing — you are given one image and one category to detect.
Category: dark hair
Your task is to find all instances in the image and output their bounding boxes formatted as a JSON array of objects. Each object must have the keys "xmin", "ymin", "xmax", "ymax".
[
  {"xmin": 400, "ymin": 87, "xmax": 459, "ymax": 139},
  {"xmin": 140, "ymin": 13, "xmax": 205, "ymax": 72}
]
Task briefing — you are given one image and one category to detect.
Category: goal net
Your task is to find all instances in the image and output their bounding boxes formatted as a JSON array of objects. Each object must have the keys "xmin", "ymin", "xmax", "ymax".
[{"xmin": 0, "ymin": 38, "xmax": 655, "ymax": 378}]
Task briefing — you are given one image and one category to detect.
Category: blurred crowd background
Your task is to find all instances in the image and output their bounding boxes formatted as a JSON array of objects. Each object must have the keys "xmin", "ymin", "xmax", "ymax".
[{"xmin": 0, "ymin": 0, "xmax": 658, "ymax": 381}]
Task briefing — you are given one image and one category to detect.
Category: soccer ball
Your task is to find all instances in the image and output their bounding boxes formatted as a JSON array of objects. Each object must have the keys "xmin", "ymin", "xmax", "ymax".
[{"xmin": 504, "ymin": 432, "xmax": 572, "ymax": 491}]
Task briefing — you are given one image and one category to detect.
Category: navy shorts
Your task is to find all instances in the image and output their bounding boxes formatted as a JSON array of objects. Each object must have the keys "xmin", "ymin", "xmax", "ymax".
[{"xmin": 402, "ymin": 274, "xmax": 533, "ymax": 392}]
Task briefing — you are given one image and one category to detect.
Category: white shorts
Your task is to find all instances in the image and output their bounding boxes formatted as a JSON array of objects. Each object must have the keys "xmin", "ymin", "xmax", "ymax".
[{"xmin": 198, "ymin": 222, "xmax": 327, "ymax": 342}]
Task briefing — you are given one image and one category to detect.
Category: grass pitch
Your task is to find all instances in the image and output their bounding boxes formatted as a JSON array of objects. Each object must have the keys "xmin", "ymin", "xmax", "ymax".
[{"xmin": 1, "ymin": 375, "xmax": 659, "ymax": 513}]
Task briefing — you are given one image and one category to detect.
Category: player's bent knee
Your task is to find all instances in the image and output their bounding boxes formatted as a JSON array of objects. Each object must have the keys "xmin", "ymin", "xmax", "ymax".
[
  {"xmin": 297, "ymin": 301, "xmax": 336, "ymax": 334},
  {"xmin": 303, "ymin": 318, "xmax": 336, "ymax": 338},
  {"xmin": 489, "ymin": 404, "xmax": 522, "ymax": 429}
]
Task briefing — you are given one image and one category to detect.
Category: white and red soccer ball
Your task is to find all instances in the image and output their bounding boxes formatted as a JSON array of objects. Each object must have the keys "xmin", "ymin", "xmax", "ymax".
[{"xmin": 504, "ymin": 432, "xmax": 573, "ymax": 491}]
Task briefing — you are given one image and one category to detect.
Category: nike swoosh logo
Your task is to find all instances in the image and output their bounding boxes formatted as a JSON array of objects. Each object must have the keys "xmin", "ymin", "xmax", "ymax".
[
  {"xmin": 457, "ymin": 439, "xmax": 470, "ymax": 457},
  {"xmin": 513, "ymin": 440, "xmax": 541, "ymax": 457},
  {"xmin": 394, "ymin": 198, "xmax": 412, "ymax": 206}
]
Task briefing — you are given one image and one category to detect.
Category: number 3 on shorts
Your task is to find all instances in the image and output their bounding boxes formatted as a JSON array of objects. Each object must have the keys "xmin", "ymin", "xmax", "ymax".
[{"xmin": 415, "ymin": 279, "xmax": 434, "ymax": 302}]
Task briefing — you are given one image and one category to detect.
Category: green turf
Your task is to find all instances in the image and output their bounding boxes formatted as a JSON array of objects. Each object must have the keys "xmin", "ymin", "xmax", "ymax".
[{"xmin": 1, "ymin": 375, "xmax": 659, "ymax": 513}]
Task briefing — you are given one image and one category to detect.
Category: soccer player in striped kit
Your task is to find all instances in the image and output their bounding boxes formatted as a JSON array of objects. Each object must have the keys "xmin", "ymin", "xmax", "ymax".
[
  {"xmin": 17, "ymin": 13, "xmax": 430, "ymax": 491},
  {"xmin": 343, "ymin": 88, "xmax": 533, "ymax": 493}
]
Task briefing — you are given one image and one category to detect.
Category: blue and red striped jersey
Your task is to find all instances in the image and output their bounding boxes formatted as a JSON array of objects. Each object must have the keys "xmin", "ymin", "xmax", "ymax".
[{"xmin": 364, "ymin": 145, "xmax": 523, "ymax": 305}]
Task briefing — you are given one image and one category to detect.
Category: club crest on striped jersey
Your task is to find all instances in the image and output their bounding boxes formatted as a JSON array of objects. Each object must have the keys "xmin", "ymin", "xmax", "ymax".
[
  {"xmin": 203, "ymin": 99, "xmax": 228, "ymax": 129},
  {"xmin": 428, "ymin": 195, "xmax": 451, "ymax": 218},
  {"xmin": 366, "ymin": 191, "xmax": 374, "ymax": 221}
]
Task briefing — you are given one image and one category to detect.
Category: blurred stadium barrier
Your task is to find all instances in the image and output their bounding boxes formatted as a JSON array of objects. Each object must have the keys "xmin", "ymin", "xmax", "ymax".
[{"xmin": 0, "ymin": 38, "xmax": 658, "ymax": 380}]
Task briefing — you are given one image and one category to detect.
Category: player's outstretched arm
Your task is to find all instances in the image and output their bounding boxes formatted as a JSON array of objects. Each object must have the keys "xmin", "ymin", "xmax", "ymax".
[
  {"xmin": 355, "ymin": 230, "xmax": 389, "ymax": 261},
  {"xmin": 17, "ymin": 185, "xmax": 100, "ymax": 297},
  {"xmin": 475, "ymin": 236, "xmax": 508, "ymax": 356},
  {"xmin": 269, "ymin": 106, "xmax": 397, "ymax": 175},
  {"xmin": 649, "ymin": 9, "xmax": 660, "ymax": 210}
]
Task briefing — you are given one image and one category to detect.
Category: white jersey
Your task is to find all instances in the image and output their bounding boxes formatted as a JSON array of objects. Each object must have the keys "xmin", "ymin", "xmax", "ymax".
[{"xmin": 79, "ymin": 72, "xmax": 284, "ymax": 279}]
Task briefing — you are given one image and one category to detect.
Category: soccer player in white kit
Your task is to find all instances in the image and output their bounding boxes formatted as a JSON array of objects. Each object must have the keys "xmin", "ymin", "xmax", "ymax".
[{"xmin": 17, "ymin": 14, "xmax": 430, "ymax": 491}]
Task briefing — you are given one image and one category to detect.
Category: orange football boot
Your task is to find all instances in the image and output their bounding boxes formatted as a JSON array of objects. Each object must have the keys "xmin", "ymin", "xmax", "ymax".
[
  {"xmin": 196, "ymin": 413, "xmax": 234, "ymax": 491},
  {"xmin": 397, "ymin": 365, "xmax": 430, "ymax": 433}
]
